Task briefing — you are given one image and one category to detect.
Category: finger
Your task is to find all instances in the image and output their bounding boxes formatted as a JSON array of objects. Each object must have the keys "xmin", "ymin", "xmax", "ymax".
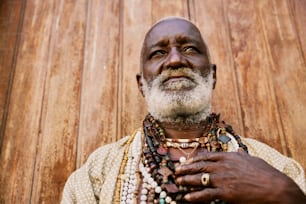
[
  {"xmin": 175, "ymin": 161, "xmax": 215, "ymax": 175},
  {"xmin": 187, "ymin": 152, "xmax": 225, "ymax": 164},
  {"xmin": 176, "ymin": 172, "xmax": 215, "ymax": 187},
  {"xmin": 188, "ymin": 152, "xmax": 238, "ymax": 164},
  {"xmin": 184, "ymin": 188, "xmax": 222, "ymax": 203}
]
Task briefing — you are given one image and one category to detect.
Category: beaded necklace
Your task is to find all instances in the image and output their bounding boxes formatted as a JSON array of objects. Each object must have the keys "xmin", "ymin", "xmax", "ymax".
[
  {"xmin": 140, "ymin": 113, "xmax": 248, "ymax": 204},
  {"xmin": 120, "ymin": 131, "xmax": 142, "ymax": 203}
]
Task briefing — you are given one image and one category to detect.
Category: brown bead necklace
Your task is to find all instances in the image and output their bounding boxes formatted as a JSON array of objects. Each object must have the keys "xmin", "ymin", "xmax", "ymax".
[{"xmin": 141, "ymin": 113, "xmax": 248, "ymax": 204}]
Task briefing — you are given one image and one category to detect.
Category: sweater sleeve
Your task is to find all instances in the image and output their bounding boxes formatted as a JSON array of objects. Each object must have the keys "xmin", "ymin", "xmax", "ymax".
[{"xmin": 242, "ymin": 137, "xmax": 306, "ymax": 194}]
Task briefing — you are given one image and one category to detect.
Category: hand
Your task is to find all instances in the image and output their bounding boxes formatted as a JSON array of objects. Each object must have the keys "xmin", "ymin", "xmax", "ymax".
[{"xmin": 175, "ymin": 151, "xmax": 306, "ymax": 204}]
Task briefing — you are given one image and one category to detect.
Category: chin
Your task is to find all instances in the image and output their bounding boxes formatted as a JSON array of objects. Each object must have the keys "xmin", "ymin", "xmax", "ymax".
[
  {"xmin": 142, "ymin": 68, "xmax": 214, "ymax": 124},
  {"xmin": 149, "ymin": 104, "xmax": 212, "ymax": 125}
]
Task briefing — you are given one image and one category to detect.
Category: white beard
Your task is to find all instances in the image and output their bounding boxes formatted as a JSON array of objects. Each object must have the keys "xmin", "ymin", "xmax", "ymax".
[{"xmin": 141, "ymin": 68, "xmax": 214, "ymax": 124}]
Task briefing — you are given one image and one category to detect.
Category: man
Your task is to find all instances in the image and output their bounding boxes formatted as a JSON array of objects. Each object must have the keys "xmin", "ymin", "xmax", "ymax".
[{"xmin": 62, "ymin": 17, "xmax": 306, "ymax": 204}]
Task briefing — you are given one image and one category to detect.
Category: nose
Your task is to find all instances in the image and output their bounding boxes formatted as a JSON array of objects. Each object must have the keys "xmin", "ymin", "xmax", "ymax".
[{"xmin": 164, "ymin": 47, "xmax": 187, "ymax": 69}]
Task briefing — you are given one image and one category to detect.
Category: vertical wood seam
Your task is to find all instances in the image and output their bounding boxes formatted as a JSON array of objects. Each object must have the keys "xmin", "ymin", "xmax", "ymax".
[
  {"xmin": 76, "ymin": 0, "xmax": 90, "ymax": 168},
  {"xmin": 187, "ymin": 0, "xmax": 195, "ymax": 22},
  {"xmin": 221, "ymin": 0, "xmax": 246, "ymax": 137},
  {"xmin": 186, "ymin": 0, "xmax": 191, "ymax": 20},
  {"xmin": 29, "ymin": 1, "xmax": 63, "ymax": 202},
  {"xmin": 0, "ymin": 0, "xmax": 27, "ymax": 154},
  {"xmin": 28, "ymin": 2, "xmax": 47, "ymax": 203},
  {"xmin": 117, "ymin": 0, "xmax": 124, "ymax": 140}
]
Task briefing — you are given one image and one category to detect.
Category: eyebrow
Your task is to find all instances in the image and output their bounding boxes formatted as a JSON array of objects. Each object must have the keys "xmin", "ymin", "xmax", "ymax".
[
  {"xmin": 175, "ymin": 35, "xmax": 200, "ymax": 45},
  {"xmin": 148, "ymin": 38, "xmax": 170, "ymax": 50}
]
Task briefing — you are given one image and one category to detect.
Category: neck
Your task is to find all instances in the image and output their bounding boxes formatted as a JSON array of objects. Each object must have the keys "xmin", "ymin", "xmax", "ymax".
[
  {"xmin": 143, "ymin": 113, "xmax": 219, "ymax": 142},
  {"xmin": 160, "ymin": 121, "xmax": 211, "ymax": 139},
  {"xmin": 153, "ymin": 107, "xmax": 211, "ymax": 125}
]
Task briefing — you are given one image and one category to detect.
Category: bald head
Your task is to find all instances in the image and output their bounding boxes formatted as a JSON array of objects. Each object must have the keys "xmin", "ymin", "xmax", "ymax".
[
  {"xmin": 146, "ymin": 17, "xmax": 201, "ymax": 39},
  {"xmin": 140, "ymin": 17, "xmax": 211, "ymax": 71}
]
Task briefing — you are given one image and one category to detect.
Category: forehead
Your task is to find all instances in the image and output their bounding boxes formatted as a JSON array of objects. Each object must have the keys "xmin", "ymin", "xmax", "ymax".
[{"xmin": 144, "ymin": 19, "xmax": 204, "ymax": 47}]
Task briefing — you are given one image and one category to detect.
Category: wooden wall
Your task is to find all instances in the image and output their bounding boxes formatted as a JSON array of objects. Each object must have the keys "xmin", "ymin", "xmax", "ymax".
[{"xmin": 0, "ymin": 0, "xmax": 305, "ymax": 203}]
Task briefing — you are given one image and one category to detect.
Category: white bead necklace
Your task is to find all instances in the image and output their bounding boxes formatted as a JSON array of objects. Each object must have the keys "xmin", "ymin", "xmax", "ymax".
[{"xmin": 120, "ymin": 132, "xmax": 142, "ymax": 204}]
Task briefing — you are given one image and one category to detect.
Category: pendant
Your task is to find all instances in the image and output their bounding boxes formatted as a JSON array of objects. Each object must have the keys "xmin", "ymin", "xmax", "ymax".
[
  {"xmin": 158, "ymin": 166, "xmax": 172, "ymax": 178},
  {"xmin": 179, "ymin": 156, "xmax": 187, "ymax": 163},
  {"xmin": 157, "ymin": 146, "xmax": 167, "ymax": 155},
  {"xmin": 163, "ymin": 183, "xmax": 179, "ymax": 193}
]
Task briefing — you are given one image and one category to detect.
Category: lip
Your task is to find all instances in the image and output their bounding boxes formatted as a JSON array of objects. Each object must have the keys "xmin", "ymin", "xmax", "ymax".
[{"xmin": 163, "ymin": 76, "xmax": 192, "ymax": 84}]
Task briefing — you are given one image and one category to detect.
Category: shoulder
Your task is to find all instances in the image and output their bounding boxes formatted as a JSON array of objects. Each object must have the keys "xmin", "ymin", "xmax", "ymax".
[
  {"xmin": 241, "ymin": 137, "xmax": 298, "ymax": 168},
  {"xmin": 78, "ymin": 135, "xmax": 132, "ymax": 180},
  {"xmin": 241, "ymin": 137, "xmax": 306, "ymax": 193},
  {"xmin": 86, "ymin": 136, "xmax": 130, "ymax": 166},
  {"xmin": 61, "ymin": 135, "xmax": 134, "ymax": 203}
]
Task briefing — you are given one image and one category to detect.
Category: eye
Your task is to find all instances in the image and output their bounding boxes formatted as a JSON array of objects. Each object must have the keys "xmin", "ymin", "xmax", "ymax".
[
  {"xmin": 183, "ymin": 46, "xmax": 199, "ymax": 54},
  {"xmin": 149, "ymin": 50, "xmax": 167, "ymax": 59}
]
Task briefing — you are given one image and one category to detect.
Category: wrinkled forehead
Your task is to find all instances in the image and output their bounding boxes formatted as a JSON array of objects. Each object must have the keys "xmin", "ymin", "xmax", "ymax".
[{"xmin": 144, "ymin": 18, "xmax": 204, "ymax": 47}]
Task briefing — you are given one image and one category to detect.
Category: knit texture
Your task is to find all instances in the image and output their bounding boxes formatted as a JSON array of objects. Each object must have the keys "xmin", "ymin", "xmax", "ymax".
[{"xmin": 61, "ymin": 129, "xmax": 306, "ymax": 203}]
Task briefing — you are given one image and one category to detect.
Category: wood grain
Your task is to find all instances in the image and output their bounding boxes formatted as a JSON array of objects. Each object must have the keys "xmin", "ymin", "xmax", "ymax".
[
  {"xmin": 224, "ymin": 0, "xmax": 285, "ymax": 154},
  {"xmin": 30, "ymin": 1, "xmax": 86, "ymax": 202},
  {"xmin": 77, "ymin": 0, "xmax": 121, "ymax": 167},
  {"xmin": 288, "ymin": 0, "xmax": 306, "ymax": 60},
  {"xmin": 0, "ymin": 0, "xmax": 23, "ymax": 150},
  {"xmin": 0, "ymin": 0, "xmax": 305, "ymax": 203},
  {"xmin": 0, "ymin": 1, "xmax": 53, "ymax": 202},
  {"xmin": 258, "ymin": 0, "xmax": 306, "ymax": 168},
  {"xmin": 151, "ymin": 0, "xmax": 189, "ymax": 21}
]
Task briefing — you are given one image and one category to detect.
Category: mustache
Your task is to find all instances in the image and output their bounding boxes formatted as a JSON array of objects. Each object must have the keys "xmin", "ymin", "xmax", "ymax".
[{"xmin": 158, "ymin": 68, "xmax": 199, "ymax": 84}]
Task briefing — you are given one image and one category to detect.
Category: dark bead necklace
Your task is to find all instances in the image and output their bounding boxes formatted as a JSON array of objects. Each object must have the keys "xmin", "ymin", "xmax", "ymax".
[{"xmin": 141, "ymin": 113, "xmax": 248, "ymax": 204}]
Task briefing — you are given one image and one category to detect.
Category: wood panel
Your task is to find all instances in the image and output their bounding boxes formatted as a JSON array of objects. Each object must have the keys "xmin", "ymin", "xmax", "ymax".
[
  {"xmin": 0, "ymin": 0, "xmax": 305, "ymax": 203},
  {"xmin": 258, "ymin": 0, "xmax": 306, "ymax": 168},
  {"xmin": 0, "ymin": 0, "xmax": 23, "ymax": 150},
  {"xmin": 30, "ymin": 1, "xmax": 86, "ymax": 203},
  {"xmin": 224, "ymin": 0, "xmax": 285, "ymax": 153},
  {"xmin": 77, "ymin": 0, "xmax": 121, "ymax": 167},
  {"xmin": 0, "ymin": 1, "xmax": 54, "ymax": 202}
]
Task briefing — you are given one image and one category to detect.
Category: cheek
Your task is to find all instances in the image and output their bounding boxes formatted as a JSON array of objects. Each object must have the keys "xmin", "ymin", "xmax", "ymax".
[
  {"xmin": 200, "ymin": 68, "xmax": 211, "ymax": 77},
  {"xmin": 143, "ymin": 62, "xmax": 162, "ymax": 81},
  {"xmin": 193, "ymin": 59, "xmax": 211, "ymax": 76}
]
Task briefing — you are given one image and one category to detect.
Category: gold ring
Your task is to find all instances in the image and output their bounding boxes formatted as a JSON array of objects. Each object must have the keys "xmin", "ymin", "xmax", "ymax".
[{"xmin": 201, "ymin": 173, "xmax": 210, "ymax": 186}]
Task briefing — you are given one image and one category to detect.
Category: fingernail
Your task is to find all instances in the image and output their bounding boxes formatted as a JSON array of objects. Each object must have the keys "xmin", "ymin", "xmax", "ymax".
[{"xmin": 184, "ymin": 194, "xmax": 191, "ymax": 201}]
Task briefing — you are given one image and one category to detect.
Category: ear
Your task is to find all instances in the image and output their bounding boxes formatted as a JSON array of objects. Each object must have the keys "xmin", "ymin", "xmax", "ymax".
[
  {"xmin": 136, "ymin": 73, "xmax": 145, "ymax": 97},
  {"xmin": 211, "ymin": 64, "xmax": 217, "ymax": 89}
]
